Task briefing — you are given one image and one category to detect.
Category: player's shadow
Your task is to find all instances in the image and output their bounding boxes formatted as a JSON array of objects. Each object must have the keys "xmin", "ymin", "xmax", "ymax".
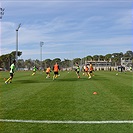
[
  {"xmin": 16, "ymin": 77, "xmax": 109, "ymax": 84},
  {"xmin": 16, "ymin": 79, "xmax": 40, "ymax": 84},
  {"xmin": 56, "ymin": 78, "xmax": 89, "ymax": 82}
]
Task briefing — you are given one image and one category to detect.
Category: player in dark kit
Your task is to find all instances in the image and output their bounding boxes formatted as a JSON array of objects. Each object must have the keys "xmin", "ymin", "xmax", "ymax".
[{"xmin": 75, "ymin": 62, "xmax": 80, "ymax": 78}]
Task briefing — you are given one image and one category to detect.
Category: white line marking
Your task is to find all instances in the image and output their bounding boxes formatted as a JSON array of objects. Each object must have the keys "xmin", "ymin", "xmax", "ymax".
[{"xmin": 0, "ymin": 119, "xmax": 133, "ymax": 124}]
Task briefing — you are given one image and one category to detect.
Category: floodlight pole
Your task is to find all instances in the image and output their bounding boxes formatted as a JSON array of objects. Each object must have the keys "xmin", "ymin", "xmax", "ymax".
[
  {"xmin": 16, "ymin": 23, "xmax": 21, "ymax": 70},
  {"xmin": 40, "ymin": 41, "xmax": 44, "ymax": 70}
]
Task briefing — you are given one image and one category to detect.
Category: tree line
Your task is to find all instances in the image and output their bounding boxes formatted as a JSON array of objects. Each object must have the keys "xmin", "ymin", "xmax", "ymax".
[{"xmin": 0, "ymin": 50, "xmax": 133, "ymax": 70}]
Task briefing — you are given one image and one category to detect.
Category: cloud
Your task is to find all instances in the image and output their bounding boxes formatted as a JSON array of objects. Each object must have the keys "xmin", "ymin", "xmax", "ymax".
[
  {"xmin": 114, "ymin": 9, "xmax": 132, "ymax": 28},
  {"xmin": 1, "ymin": 0, "xmax": 132, "ymax": 60}
]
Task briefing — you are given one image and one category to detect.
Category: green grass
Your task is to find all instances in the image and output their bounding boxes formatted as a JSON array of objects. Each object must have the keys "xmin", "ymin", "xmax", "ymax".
[{"xmin": 0, "ymin": 70, "xmax": 133, "ymax": 133}]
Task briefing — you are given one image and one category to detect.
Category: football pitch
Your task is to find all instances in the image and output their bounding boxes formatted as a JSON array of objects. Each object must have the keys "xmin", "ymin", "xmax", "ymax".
[{"xmin": 0, "ymin": 70, "xmax": 133, "ymax": 133}]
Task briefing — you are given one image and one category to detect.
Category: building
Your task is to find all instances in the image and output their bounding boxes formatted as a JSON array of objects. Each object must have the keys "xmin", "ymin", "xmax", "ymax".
[
  {"xmin": 120, "ymin": 57, "xmax": 132, "ymax": 71},
  {"xmin": 85, "ymin": 59, "xmax": 116, "ymax": 71},
  {"xmin": 121, "ymin": 57, "xmax": 132, "ymax": 67}
]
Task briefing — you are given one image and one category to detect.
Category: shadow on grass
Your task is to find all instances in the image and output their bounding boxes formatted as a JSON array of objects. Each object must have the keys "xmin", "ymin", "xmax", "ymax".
[
  {"xmin": 15, "ymin": 77, "xmax": 109, "ymax": 84},
  {"xmin": 15, "ymin": 79, "xmax": 41, "ymax": 84},
  {"xmin": 53, "ymin": 77, "xmax": 109, "ymax": 82},
  {"xmin": 56, "ymin": 78, "xmax": 87, "ymax": 82}
]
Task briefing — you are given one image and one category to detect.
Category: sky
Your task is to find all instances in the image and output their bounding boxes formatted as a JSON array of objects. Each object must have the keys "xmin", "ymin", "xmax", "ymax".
[{"xmin": 0, "ymin": 0, "xmax": 132, "ymax": 61}]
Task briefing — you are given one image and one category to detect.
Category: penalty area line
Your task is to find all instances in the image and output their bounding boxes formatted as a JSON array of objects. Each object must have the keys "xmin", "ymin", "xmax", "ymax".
[{"xmin": 0, "ymin": 119, "xmax": 133, "ymax": 124}]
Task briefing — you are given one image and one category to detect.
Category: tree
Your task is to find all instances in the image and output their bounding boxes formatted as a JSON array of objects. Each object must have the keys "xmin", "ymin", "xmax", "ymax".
[
  {"xmin": 124, "ymin": 50, "xmax": 133, "ymax": 59},
  {"xmin": 43, "ymin": 59, "xmax": 52, "ymax": 68},
  {"xmin": 99, "ymin": 55, "xmax": 105, "ymax": 61},
  {"xmin": 0, "ymin": 50, "xmax": 132, "ymax": 69},
  {"xmin": 34, "ymin": 59, "xmax": 40, "ymax": 68},
  {"xmin": 105, "ymin": 54, "xmax": 112, "ymax": 61},
  {"xmin": 10, "ymin": 51, "xmax": 22, "ymax": 60},
  {"xmin": 61, "ymin": 59, "xmax": 71, "ymax": 68},
  {"xmin": 0, "ymin": 58, "xmax": 3, "ymax": 68},
  {"xmin": 111, "ymin": 52, "xmax": 124, "ymax": 66},
  {"xmin": 51, "ymin": 58, "xmax": 61, "ymax": 66},
  {"xmin": 0, "ymin": 54, "xmax": 11, "ymax": 70},
  {"xmin": 0, "ymin": 54, "xmax": 6, "ymax": 69},
  {"xmin": 24, "ymin": 59, "xmax": 34, "ymax": 70},
  {"xmin": 86, "ymin": 55, "xmax": 93, "ymax": 61},
  {"xmin": 73, "ymin": 58, "xmax": 81, "ymax": 65},
  {"xmin": 0, "ymin": 51, "xmax": 22, "ymax": 70},
  {"xmin": 93, "ymin": 55, "xmax": 99, "ymax": 61},
  {"xmin": 18, "ymin": 59, "xmax": 25, "ymax": 68}
]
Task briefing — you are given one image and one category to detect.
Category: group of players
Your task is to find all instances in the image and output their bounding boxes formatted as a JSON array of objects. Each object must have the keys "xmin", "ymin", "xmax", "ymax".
[
  {"xmin": 75, "ymin": 62, "xmax": 94, "ymax": 79},
  {"xmin": 5, "ymin": 60, "xmax": 94, "ymax": 84},
  {"xmin": 27, "ymin": 62, "xmax": 60, "ymax": 80}
]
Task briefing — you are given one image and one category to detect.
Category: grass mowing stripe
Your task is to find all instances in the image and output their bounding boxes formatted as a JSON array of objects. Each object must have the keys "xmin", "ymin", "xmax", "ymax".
[
  {"xmin": 0, "ymin": 119, "xmax": 133, "ymax": 124},
  {"xmin": 0, "ymin": 71, "xmax": 133, "ymax": 132}
]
